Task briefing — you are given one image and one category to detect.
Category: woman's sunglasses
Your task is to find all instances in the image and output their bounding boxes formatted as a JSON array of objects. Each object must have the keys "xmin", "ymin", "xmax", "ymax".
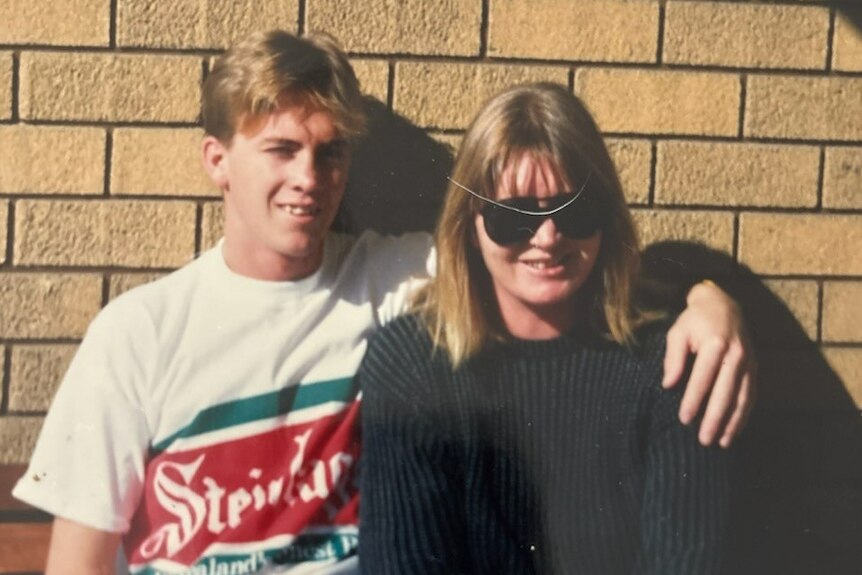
[{"xmin": 448, "ymin": 176, "xmax": 602, "ymax": 246}]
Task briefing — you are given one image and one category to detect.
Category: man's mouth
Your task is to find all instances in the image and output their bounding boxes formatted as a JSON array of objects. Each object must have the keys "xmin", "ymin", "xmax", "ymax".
[{"xmin": 277, "ymin": 203, "xmax": 320, "ymax": 217}]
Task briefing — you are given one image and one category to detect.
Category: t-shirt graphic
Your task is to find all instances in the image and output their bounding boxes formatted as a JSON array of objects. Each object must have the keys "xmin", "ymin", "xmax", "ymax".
[{"xmin": 125, "ymin": 377, "xmax": 361, "ymax": 574}]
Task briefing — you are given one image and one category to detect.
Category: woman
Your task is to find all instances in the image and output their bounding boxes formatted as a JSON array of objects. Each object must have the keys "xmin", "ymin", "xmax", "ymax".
[{"xmin": 358, "ymin": 83, "xmax": 734, "ymax": 574}]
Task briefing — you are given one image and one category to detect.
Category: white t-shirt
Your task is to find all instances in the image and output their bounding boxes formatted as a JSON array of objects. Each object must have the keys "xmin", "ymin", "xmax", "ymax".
[{"xmin": 14, "ymin": 231, "xmax": 434, "ymax": 575}]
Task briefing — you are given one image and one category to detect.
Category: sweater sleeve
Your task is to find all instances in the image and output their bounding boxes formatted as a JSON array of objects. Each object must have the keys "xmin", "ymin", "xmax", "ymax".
[
  {"xmin": 637, "ymin": 347, "xmax": 735, "ymax": 575},
  {"xmin": 358, "ymin": 318, "xmax": 470, "ymax": 574}
]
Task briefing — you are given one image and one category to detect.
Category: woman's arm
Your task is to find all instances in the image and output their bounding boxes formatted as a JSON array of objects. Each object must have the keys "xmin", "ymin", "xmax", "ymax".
[{"xmin": 358, "ymin": 321, "xmax": 470, "ymax": 574}]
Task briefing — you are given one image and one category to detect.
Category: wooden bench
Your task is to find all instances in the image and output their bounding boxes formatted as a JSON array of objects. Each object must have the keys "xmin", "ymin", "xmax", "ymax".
[{"xmin": 0, "ymin": 465, "xmax": 51, "ymax": 574}]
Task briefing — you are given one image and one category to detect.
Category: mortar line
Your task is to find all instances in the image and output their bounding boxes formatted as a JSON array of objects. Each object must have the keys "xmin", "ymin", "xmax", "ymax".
[
  {"xmin": 825, "ymin": 6, "xmax": 836, "ymax": 72},
  {"xmin": 298, "ymin": 0, "xmax": 307, "ymax": 36},
  {"xmin": 479, "ymin": 0, "xmax": 490, "ymax": 59},
  {"xmin": 656, "ymin": 0, "xmax": 667, "ymax": 65}
]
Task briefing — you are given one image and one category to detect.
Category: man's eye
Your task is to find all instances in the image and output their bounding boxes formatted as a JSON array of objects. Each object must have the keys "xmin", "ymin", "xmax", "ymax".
[{"xmin": 267, "ymin": 147, "xmax": 295, "ymax": 157}]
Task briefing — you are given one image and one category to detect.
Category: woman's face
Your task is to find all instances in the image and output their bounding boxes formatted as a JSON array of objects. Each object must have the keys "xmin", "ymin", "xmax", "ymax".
[{"xmin": 474, "ymin": 154, "xmax": 602, "ymax": 339}]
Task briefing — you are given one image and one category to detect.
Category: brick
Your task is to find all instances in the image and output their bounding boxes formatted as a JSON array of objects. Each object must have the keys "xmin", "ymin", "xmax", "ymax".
[
  {"xmin": 0, "ymin": 273, "xmax": 101, "ymax": 338},
  {"xmin": 745, "ymin": 76, "xmax": 862, "ymax": 141},
  {"xmin": 488, "ymin": 0, "xmax": 658, "ymax": 63},
  {"xmin": 19, "ymin": 53, "xmax": 201, "ymax": 123},
  {"xmin": 0, "ymin": 53, "xmax": 11, "ymax": 120},
  {"xmin": 307, "ymin": 0, "xmax": 481, "ymax": 56},
  {"xmin": 823, "ymin": 147, "xmax": 862, "ymax": 209},
  {"xmin": 664, "ymin": 2, "xmax": 827, "ymax": 69},
  {"xmin": 739, "ymin": 214, "xmax": 862, "ymax": 275},
  {"xmin": 0, "ymin": 126, "xmax": 105, "ymax": 195},
  {"xmin": 822, "ymin": 348, "xmax": 862, "ymax": 409},
  {"xmin": 632, "ymin": 209, "xmax": 735, "ymax": 256},
  {"xmin": 117, "ymin": 0, "xmax": 298, "ymax": 49},
  {"xmin": 9, "ymin": 345, "xmax": 77, "ymax": 412},
  {"xmin": 108, "ymin": 273, "xmax": 165, "ymax": 300},
  {"xmin": 763, "ymin": 280, "xmax": 820, "ymax": 342},
  {"xmin": 655, "ymin": 141, "xmax": 819, "ymax": 207},
  {"xmin": 351, "ymin": 60, "xmax": 390, "ymax": 103},
  {"xmin": 0, "ymin": 417, "xmax": 43, "ymax": 464},
  {"xmin": 201, "ymin": 202, "xmax": 225, "ymax": 250},
  {"xmin": 0, "ymin": 201, "xmax": 7, "ymax": 265},
  {"xmin": 111, "ymin": 128, "xmax": 218, "ymax": 197},
  {"xmin": 606, "ymin": 139, "xmax": 651, "ymax": 205},
  {"xmin": 0, "ymin": 0, "xmax": 109, "ymax": 46},
  {"xmin": 394, "ymin": 63, "xmax": 567, "ymax": 129},
  {"xmin": 833, "ymin": 12, "xmax": 862, "ymax": 72},
  {"xmin": 576, "ymin": 69, "xmax": 739, "ymax": 136},
  {"xmin": 15, "ymin": 200, "xmax": 197, "ymax": 267},
  {"xmin": 823, "ymin": 282, "xmax": 862, "ymax": 343}
]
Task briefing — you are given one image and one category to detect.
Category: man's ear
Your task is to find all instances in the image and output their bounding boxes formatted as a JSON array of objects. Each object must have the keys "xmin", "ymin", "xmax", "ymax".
[{"xmin": 202, "ymin": 135, "xmax": 229, "ymax": 190}]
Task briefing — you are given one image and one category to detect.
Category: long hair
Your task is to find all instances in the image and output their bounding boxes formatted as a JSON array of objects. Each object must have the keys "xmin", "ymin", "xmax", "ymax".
[{"xmin": 414, "ymin": 83, "xmax": 652, "ymax": 367}]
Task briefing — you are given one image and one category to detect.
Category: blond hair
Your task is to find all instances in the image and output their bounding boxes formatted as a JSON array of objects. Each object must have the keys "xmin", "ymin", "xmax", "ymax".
[
  {"xmin": 202, "ymin": 29, "xmax": 365, "ymax": 143},
  {"xmin": 414, "ymin": 83, "xmax": 654, "ymax": 367}
]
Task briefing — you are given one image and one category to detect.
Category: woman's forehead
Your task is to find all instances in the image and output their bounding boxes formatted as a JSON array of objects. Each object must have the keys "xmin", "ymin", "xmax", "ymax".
[{"xmin": 495, "ymin": 153, "xmax": 570, "ymax": 199}]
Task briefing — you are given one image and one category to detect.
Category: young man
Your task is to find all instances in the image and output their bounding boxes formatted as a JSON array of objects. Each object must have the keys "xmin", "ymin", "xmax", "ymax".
[{"xmin": 14, "ymin": 30, "xmax": 754, "ymax": 574}]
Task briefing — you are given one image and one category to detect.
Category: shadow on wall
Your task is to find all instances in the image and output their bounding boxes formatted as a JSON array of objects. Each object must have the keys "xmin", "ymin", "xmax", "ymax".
[
  {"xmin": 836, "ymin": 2, "xmax": 862, "ymax": 31},
  {"xmin": 336, "ymin": 98, "xmax": 452, "ymax": 235},
  {"xmin": 344, "ymin": 97, "xmax": 860, "ymax": 574},
  {"xmin": 644, "ymin": 243, "xmax": 862, "ymax": 575}
]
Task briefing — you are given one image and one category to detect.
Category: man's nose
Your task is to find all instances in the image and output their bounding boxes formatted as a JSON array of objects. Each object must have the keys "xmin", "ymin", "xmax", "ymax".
[{"xmin": 291, "ymin": 152, "xmax": 318, "ymax": 192}]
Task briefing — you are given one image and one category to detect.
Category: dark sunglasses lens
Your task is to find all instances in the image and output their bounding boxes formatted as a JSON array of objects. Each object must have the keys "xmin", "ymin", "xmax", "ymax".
[
  {"xmin": 482, "ymin": 206, "xmax": 536, "ymax": 245},
  {"xmin": 482, "ymin": 196, "xmax": 600, "ymax": 245},
  {"xmin": 553, "ymin": 204, "xmax": 600, "ymax": 239}
]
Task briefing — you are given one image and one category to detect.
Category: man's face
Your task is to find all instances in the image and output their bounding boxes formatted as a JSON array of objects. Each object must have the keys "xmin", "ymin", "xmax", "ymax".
[{"xmin": 203, "ymin": 106, "xmax": 350, "ymax": 281}]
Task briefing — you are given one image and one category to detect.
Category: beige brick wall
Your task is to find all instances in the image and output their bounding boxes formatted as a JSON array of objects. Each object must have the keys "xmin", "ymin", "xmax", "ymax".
[
  {"xmin": 664, "ymin": 2, "xmax": 829, "ymax": 69},
  {"xmin": 823, "ymin": 147, "xmax": 862, "ymax": 209},
  {"xmin": 0, "ymin": 126, "xmax": 105, "ymax": 195},
  {"xmin": 308, "ymin": 0, "xmax": 482, "ymax": 56},
  {"xmin": 655, "ymin": 142, "xmax": 820, "ymax": 207},
  {"xmin": 111, "ymin": 128, "xmax": 217, "ymax": 197},
  {"xmin": 117, "ymin": 0, "xmax": 299, "ymax": 49},
  {"xmin": 0, "ymin": 52, "xmax": 11, "ymax": 120},
  {"xmin": 488, "ymin": 0, "xmax": 659, "ymax": 63},
  {"xmin": 0, "ymin": 0, "xmax": 110, "ymax": 46},
  {"xmin": 833, "ymin": 11, "xmax": 862, "ymax": 72},
  {"xmin": 745, "ymin": 76, "xmax": 862, "ymax": 140},
  {"xmin": 0, "ymin": 5, "xmax": 859, "ymax": 563},
  {"xmin": 576, "ymin": 69, "xmax": 740, "ymax": 136},
  {"xmin": 19, "ymin": 53, "xmax": 201, "ymax": 122},
  {"xmin": 394, "ymin": 62, "xmax": 567, "ymax": 129}
]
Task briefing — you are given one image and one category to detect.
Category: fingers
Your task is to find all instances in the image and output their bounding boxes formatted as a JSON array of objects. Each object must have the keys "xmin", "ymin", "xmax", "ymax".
[
  {"xmin": 698, "ymin": 344, "xmax": 744, "ymax": 446},
  {"xmin": 719, "ymin": 366, "xmax": 757, "ymax": 447},
  {"xmin": 718, "ymin": 369, "xmax": 756, "ymax": 448},
  {"xmin": 677, "ymin": 338, "xmax": 726, "ymax": 425},
  {"xmin": 662, "ymin": 325, "xmax": 691, "ymax": 389}
]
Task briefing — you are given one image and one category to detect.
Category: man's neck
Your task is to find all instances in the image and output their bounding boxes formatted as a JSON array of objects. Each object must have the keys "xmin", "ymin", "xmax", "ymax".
[{"xmin": 220, "ymin": 238, "xmax": 324, "ymax": 282}]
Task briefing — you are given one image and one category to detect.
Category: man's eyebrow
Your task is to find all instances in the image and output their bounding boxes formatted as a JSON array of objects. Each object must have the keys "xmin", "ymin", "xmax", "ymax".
[{"xmin": 260, "ymin": 137, "xmax": 301, "ymax": 147}]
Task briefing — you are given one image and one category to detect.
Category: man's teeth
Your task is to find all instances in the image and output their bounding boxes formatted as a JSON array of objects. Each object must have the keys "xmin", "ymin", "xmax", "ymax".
[{"xmin": 284, "ymin": 205, "xmax": 317, "ymax": 216}]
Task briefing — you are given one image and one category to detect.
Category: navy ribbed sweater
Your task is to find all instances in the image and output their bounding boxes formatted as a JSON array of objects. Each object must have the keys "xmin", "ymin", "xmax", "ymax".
[{"xmin": 358, "ymin": 315, "xmax": 733, "ymax": 574}]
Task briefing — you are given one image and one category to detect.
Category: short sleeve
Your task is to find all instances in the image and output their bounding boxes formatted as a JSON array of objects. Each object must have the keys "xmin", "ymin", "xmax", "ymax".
[
  {"xmin": 366, "ymin": 232, "xmax": 435, "ymax": 325},
  {"xmin": 13, "ymin": 297, "xmax": 158, "ymax": 533}
]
